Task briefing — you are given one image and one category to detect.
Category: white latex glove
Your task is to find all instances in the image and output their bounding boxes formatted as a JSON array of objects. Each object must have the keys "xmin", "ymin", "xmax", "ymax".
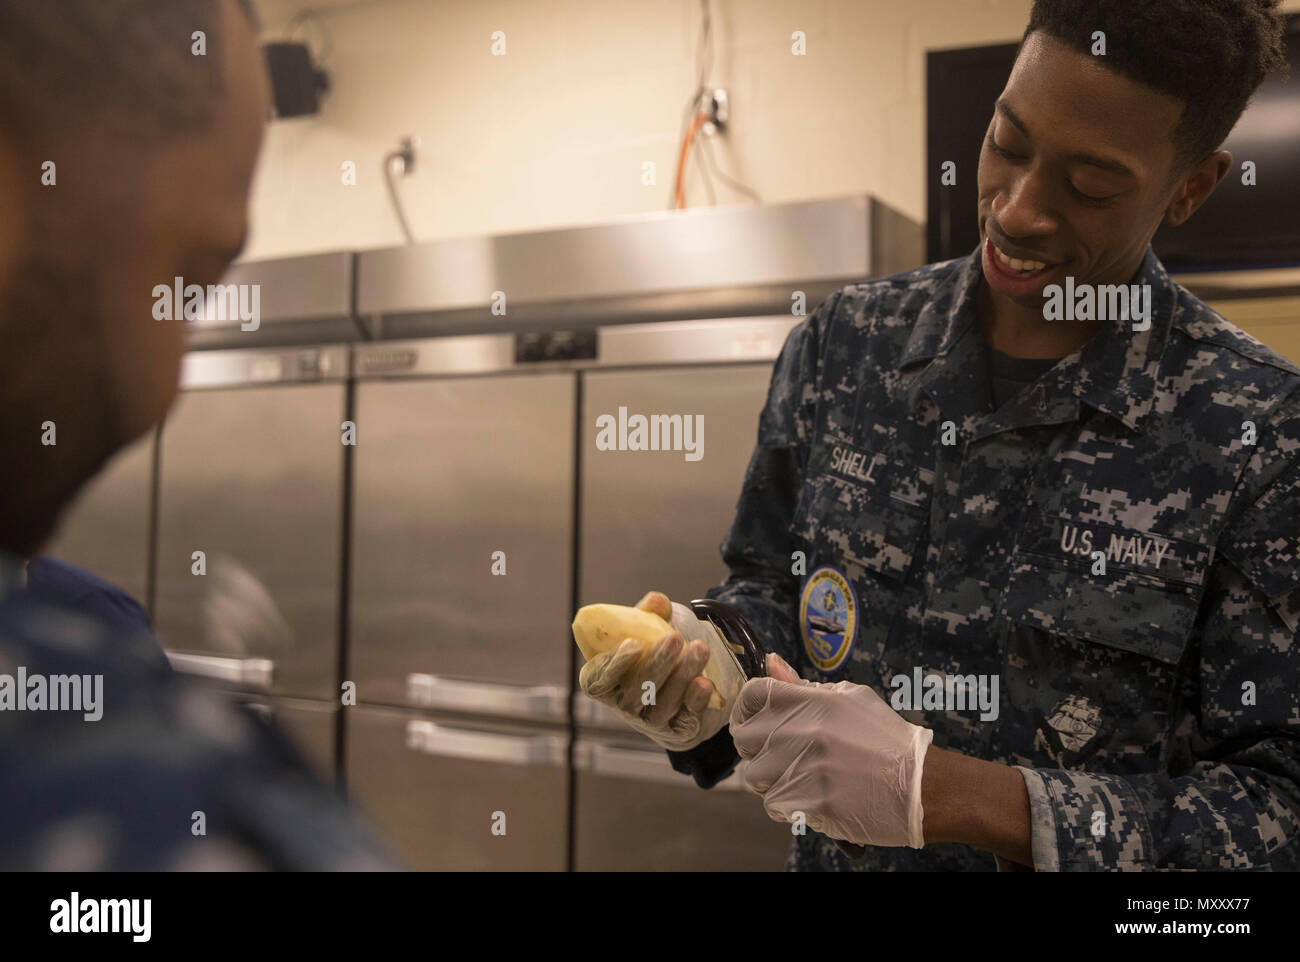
[
  {"xmin": 578, "ymin": 592, "xmax": 744, "ymax": 752},
  {"xmin": 730, "ymin": 653, "xmax": 934, "ymax": 848}
]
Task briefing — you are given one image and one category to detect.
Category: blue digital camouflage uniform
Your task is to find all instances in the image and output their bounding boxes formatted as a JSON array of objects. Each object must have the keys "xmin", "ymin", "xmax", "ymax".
[
  {"xmin": 23, "ymin": 555, "xmax": 170, "ymax": 671},
  {"xmin": 672, "ymin": 245, "xmax": 1300, "ymax": 872},
  {"xmin": 0, "ymin": 550, "xmax": 397, "ymax": 870}
]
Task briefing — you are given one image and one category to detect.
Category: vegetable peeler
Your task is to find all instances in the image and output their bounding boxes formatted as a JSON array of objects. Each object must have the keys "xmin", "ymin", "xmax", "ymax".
[{"xmin": 689, "ymin": 598, "xmax": 867, "ymax": 860}]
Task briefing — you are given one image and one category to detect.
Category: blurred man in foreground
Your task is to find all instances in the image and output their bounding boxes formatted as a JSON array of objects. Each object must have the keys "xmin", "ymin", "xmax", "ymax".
[{"xmin": 0, "ymin": 0, "xmax": 393, "ymax": 869}]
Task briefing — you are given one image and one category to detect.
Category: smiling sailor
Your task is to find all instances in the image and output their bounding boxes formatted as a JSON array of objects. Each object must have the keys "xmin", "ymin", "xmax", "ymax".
[{"xmin": 579, "ymin": 0, "xmax": 1300, "ymax": 871}]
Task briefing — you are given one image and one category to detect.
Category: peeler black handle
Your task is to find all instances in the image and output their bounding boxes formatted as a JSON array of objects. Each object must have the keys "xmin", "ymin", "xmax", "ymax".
[
  {"xmin": 689, "ymin": 598, "xmax": 867, "ymax": 861},
  {"xmin": 689, "ymin": 598, "xmax": 766, "ymax": 679}
]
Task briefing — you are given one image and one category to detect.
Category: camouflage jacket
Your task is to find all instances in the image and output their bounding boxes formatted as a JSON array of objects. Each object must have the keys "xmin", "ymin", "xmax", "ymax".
[
  {"xmin": 0, "ymin": 550, "xmax": 396, "ymax": 870},
  {"xmin": 679, "ymin": 246, "xmax": 1300, "ymax": 872}
]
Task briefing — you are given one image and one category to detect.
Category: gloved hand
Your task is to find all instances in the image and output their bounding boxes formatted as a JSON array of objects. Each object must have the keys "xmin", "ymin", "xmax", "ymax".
[
  {"xmin": 730, "ymin": 653, "xmax": 934, "ymax": 849},
  {"xmin": 578, "ymin": 591, "xmax": 737, "ymax": 751}
]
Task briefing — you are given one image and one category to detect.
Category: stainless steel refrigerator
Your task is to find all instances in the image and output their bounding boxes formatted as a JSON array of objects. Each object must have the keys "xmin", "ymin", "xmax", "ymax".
[
  {"xmin": 572, "ymin": 321, "xmax": 797, "ymax": 871},
  {"xmin": 346, "ymin": 340, "xmax": 575, "ymax": 870},
  {"xmin": 151, "ymin": 346, "xmax": 351, "ymax": 780}
]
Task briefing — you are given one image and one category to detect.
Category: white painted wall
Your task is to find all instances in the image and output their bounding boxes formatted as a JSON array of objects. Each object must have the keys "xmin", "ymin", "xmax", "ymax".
[{"xmin": 244, "ymin": 0, "xmax": 1300, "ymax": 261}]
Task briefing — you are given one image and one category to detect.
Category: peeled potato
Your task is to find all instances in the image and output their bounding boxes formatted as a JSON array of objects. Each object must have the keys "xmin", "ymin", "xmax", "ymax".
[
  {"xmin": 571, "ymin": 603, "xmax": 672, "ymax": 661},
  {"xmin": 572, "ymin": 602, "xmax": 728, "ymax": 710}
]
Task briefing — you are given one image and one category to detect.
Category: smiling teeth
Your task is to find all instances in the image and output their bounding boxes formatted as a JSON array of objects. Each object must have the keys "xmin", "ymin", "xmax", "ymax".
[{"xmin": 994, "ymin": 243, "xmax": 1047, "ymax": 273}]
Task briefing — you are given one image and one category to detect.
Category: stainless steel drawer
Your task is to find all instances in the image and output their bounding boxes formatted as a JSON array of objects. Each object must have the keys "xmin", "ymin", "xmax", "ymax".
[
  {"xmin": 345, "ymin": 706, "xmax": 568, "ymax": 871},
  {"xmin": 572, "ymin": 735, "xmax": 790, "ymax": 871},
  {"xmin": 237, "ymin": 694, "xmax": 338, "ymax": 782}
]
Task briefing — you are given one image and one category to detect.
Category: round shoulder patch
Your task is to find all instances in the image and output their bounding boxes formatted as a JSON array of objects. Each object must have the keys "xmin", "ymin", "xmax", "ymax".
[{"xmin": 799, "ymin": 566, "xmax": 857, "ymax": 673}]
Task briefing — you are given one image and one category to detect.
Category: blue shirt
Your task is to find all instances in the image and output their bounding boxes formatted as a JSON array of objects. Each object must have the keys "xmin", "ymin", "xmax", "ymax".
[
  {"xmin": 0, "ymin": 548, "xmax": 395, "ymax": 869},
  {"xmin": 23, "ymin": 556, "xmax": 168, "ymax": 670}
]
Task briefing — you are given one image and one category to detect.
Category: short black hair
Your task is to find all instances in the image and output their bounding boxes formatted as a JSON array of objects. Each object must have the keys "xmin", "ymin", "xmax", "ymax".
[
  {"xmin": 1023, "ymin": 0, "xmax": 1289, "ymax": 168},
  {"xmin": 0, "ymin": 0, "xmax": 259, "ymax": 142}
]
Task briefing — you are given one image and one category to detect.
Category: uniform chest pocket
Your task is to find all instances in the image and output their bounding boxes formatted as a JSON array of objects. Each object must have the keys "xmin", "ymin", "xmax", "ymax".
[
  {"xmin": 793, "ymin": 437, "xmax": 934, "ymax": 582},
  {"xmin": 1001, "ymin": 515, "xmax": 1210, "ymax": 665},
  {"xmin": 999, "ymin": 547, "xmax": 1208, "ymax": 769}
]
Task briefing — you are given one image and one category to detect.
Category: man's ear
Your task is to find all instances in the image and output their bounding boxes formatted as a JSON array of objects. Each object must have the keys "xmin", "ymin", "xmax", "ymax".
[{"xmin": 1164, "ymin": 149, "xmax": 1231, "ymax": 228}]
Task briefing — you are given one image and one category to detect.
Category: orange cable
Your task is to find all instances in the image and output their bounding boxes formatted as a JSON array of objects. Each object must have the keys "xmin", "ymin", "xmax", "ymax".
[{"xmin": 674, "ymin": 111, "xmax": 708, "ymax": 209}]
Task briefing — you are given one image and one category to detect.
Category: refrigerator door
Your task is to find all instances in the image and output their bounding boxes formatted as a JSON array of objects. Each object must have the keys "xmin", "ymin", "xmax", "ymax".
[
  {"xmin": 579, "ymin": 363, "xmax": 775, "ymax": 734},
  {"xmin": 573, "ymin": 734, "xmax": 791, "ymax": 871},
  {"xmin": 346, "ymin": 705, "xmax": 568, "ymax": 871},
  {"xmin": 154, "ymin": 382, "xmax": 345, "ymax": 701},
  {"xmin": 580, "ymin": 364, "xmax": 773, "ymax": 609},
  {"xmin": 43, "ymin": 432, "xmax": 155, "ymax": 610},
  {"xmin": 349, "ymin": 372, "xmax": 574, "ymax": 720},
  {"xmin": 573, "ymin": 362, "xmax": 794, "ymax": 869}
]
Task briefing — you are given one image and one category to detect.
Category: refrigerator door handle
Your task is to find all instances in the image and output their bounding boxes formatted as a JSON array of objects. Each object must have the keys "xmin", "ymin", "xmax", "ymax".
[
  {"xmin": 404, "ymin": 719, "xmax": 567, "ymax": 766},
  {"xmin": 573, "ymin": 740, "xmax": 745, "ymax": 792},
  {"xmin": 406, "ymin": 673, "xmax": 567, "ymax": 720},
  {"xmin": 166, "ymin": 651, "xmax": 275, "ymax": 690}
]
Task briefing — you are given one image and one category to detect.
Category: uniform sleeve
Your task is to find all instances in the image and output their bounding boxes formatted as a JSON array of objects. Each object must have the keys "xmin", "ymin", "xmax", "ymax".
[
  {"xmin": 0, "ymin": 600, "xmax": 399, "ymax": 871},
  {"xmin": 667, "ymin": 292, "xmax": 838, "ymax": 788},
  {"xmin": 1017, "ymin": 403, "xmax": 1300, "ymax": 871},
  {"xmin": 24, "ymin": 556, "xmax": 170, "ymax": 671}
]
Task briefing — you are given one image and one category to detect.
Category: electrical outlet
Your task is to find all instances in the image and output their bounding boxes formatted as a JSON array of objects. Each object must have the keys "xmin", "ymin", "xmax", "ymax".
[
  {"xmin": 697, "ymin": 87, "xmax": 729, "ymax": 134},
  {"xmin": 395, "ymin": 136, "xmax": 419, "ymax": 175}
]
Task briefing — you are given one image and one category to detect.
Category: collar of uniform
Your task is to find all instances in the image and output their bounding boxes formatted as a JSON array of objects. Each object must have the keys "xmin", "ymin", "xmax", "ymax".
[
  {"xmin": 900, "ymin": 245, "xmax": 1176, "ymax": 433},
  {"xmin": 898, "ymin": 247, "xmax": 984, "ymax": 371},
  {"xmin": 1065, "ymin": 246, "xmax": 1177, "ymax": 431},
  {"xmin": 0, "ymin": 548, "xmax": 26, "ymax": 601},
  {"xmin": 898, "ymin": 247, "xmax": 987, "ymax": 416}
]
